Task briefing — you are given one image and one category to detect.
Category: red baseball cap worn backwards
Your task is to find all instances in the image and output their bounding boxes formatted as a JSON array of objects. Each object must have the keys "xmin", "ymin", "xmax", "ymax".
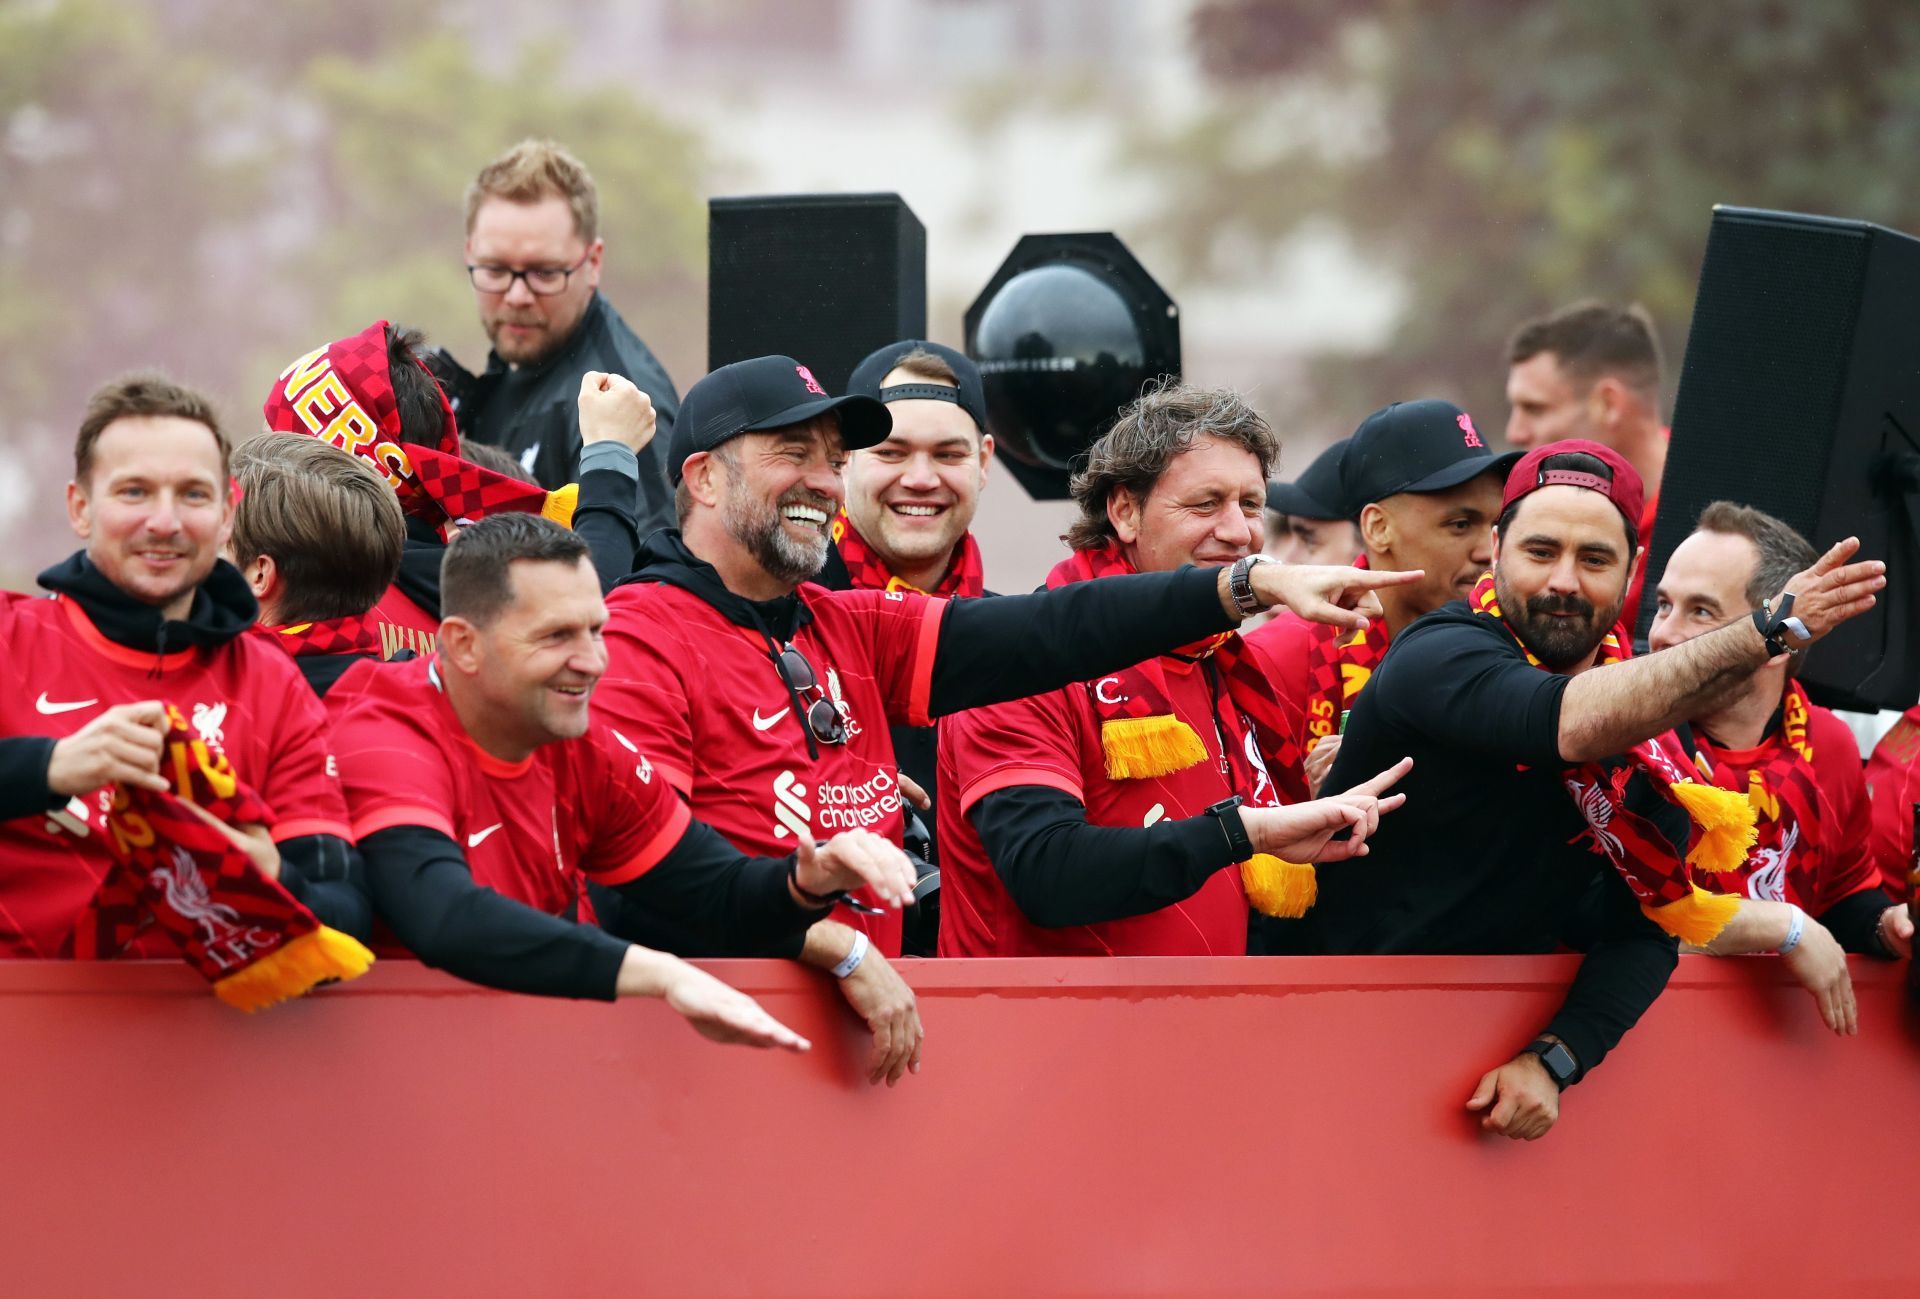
[{"xmin": 1500, "ymin": 438, "xmax": 1645, "ymax": 542}]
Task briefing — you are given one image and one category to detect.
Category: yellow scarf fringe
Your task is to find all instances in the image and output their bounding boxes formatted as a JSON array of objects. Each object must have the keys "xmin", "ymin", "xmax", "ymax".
[
  {"xmin": 1669, "ymin": 780, "xmax": 1757, "ymax": 874},
  {"xmin": 541, "ymin": 483, "xmax": 580, "ymax": 528},
  {"xmin": 1640, "ymin": 884, "xmax": 1742, "ymax": 947},
  {"xmin": 1242, "ymin": 853, "xmax": 1317, "ymax": 918},
  {"xmin": 212, "ymin": 926, "xmax": 376, "ymax": 1013},
  {"xmin": 1099, "ymin": 715, "xmax": 1209, "ymax": 781}
]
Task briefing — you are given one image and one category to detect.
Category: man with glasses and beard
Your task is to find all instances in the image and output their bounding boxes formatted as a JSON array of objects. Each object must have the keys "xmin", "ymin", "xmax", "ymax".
[
  {"xmin": 454, "ymin": 139, "xmax": 680, "ymax": 532},
  {"xmin": 1317, "ymin": 440, "xmax": 1885, "ymax": 1141},
  {"xmin": 590, "ymin": 355, "xmax": 1416, "ymax": 1086}
]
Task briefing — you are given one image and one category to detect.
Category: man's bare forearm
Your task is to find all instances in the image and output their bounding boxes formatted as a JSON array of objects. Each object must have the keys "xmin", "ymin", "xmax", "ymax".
[
  {"xmin": 1557, "ymin": 616, "xmax": 1768, "ymax": 762},
  {"xmin": 1689, "ymin": 898, "xmax": 1794, "ymax": 956},
  {"xmin": 798, "ymin": 919, "xmax": 858, "ymax": 968}
]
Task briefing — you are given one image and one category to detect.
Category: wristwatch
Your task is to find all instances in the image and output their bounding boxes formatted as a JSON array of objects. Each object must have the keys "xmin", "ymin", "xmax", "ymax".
[
  {"xmin": 1521, "ymin": 1038, "xmax": 1579, "ymax": 1091},
  {"xmin": 1228, "ymin": 554, "xmax": 1271, "ymax": 617},
  {"xmin": 1751, "ymin": 593, "xmax": 1810, "ymax": 657},
  {"xmin": 1204, "ymin": 796, "xmax": 1253, "ymax": 859}
]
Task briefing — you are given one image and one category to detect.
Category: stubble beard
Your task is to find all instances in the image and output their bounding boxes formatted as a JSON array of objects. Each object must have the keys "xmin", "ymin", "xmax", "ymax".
[{"xmin": 727, "ymin": 484, "xmax": 831, "ymax": 587}]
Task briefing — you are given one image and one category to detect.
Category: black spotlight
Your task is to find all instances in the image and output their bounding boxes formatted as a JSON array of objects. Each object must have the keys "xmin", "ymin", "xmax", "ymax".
[{"xmin": 964, "ymin": 233, "xmax": 1180, "ymax": 499}]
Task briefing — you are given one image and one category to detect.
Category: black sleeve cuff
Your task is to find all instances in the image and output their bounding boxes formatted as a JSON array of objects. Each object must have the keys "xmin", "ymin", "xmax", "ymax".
[
  {"xmin": 0, "ymin": 736, "xmax": 61, "ymax": 822},
  {"xmin": 1817, "ymin": 887, "xmax": 1896, "ymax": 957}
]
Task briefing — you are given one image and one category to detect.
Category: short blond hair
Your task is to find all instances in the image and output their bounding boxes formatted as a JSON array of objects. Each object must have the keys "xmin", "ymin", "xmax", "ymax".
[{"xmin": 464, "ymin": 139, "xmax": 599, "ymax": 244}]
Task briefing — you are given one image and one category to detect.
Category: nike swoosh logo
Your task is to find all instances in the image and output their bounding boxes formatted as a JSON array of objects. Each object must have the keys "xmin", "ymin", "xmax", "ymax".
[
  {"xmin": 467, "ymin": 824, "xmax": 503, "ymax": 848},
  {"xmin": 35, "ymin": 693, "xmax": 98, "ymax": 716},
  {"xmin": 752, "ymin": 707, "xmax": 790, "ymax": 732}
]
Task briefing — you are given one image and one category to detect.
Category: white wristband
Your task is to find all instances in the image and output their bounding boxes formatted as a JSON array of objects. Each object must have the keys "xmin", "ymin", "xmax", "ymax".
[
  {"xmin": 831, "ymin": 930, "xmax": 869, "ymax": 980},
  {"xmin": 1777, "ymin": 904, "xmax": 1807, "ymax": 956}
]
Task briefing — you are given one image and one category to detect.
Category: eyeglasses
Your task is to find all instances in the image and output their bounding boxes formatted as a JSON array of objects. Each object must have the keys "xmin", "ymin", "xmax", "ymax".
[
  {"xmin": 775, "ymin": 645, "xmax": 848, "ymax": 746},
  {"xmin": 466, "ymin": 250, "xmax": 592, "ymax": 296}
]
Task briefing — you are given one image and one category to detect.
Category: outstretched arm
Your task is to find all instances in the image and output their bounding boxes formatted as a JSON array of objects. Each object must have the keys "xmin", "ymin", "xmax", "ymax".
[{"xmin": 1557, "ymin": 538, "xmax": 1883, "ymax": 763}]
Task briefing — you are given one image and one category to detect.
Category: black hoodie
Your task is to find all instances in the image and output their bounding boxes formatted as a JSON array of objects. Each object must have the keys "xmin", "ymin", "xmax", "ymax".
[{"xmin": 0, "ymin": 553, "xmax": 372, "ymax": 940}]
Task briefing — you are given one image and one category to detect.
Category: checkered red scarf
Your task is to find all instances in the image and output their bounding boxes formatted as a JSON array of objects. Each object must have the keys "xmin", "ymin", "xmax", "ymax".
[
  {"xmin": 257, "ymin": 614, "xmax": 387, "ymax": 659},
  {"xmin": 1468, "ymin": 572, "xmax": 1754, "ymax": 944},
  {"xmin": 264, "ymin": 320, "xmax": 573, "ymax": 539},
  {"xmin": 70, "ymin": 705, "xmax": 373, "ymax": 1010},
  {"xmin": 1692, "ymin": 681, "xmax": 1826, "ymax": 899},
  {"xmin": 1048, "ymin": 543, "xmax": 1315, "ymax": 916},
  {"xmin": 1302, "ymin": 555, "xmax": 1390, "ymax": 755},
  {"xmin": 830, "ymin": 510, "xmax": 985, "ymax": 598}
]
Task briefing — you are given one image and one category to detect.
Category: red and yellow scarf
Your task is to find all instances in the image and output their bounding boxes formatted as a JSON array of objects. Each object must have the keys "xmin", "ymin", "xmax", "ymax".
[
  {"xmin": 71, "ymin": 705, "xmax": 374, "ymax": 1010},
  {"xmin": 257, "ymin": 613, "xmax": 388, "ymax": 659},
  {"xmin": 1693, "ymin": 681, "xmax": 1826, "ymax": 897},
  {"xmin": 264, "ymin": 320, "xmax": 577, "ymax": 540},
  {"xmin": 1048, "ymin": 542, "xmax": 1314, "ymax": 917},
  {"xmin": 1468, "ymin": 573, "xmax": 1754, "ymax": 944},
  {"xmin": 1302, "ymin": 555, "xmax": 1391, "ymax": 754},
  {"xmin": 831, "ymin": 510, "xmax": 986, "ymax": 598}
]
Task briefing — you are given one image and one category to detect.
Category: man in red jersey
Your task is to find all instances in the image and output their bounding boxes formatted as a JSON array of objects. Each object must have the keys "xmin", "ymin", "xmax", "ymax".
[
  {"xmin": 0, "ymin": 373, "xmax": 369, "ymax": 951},
  {"xmin": 1249, "ymin": 400, "xmax": 1517, "ymax": 805},
  {"xmin": 938, "ymin": 386, "xmax": 1411, "ymax": 957},
  {"xmin": 229, "ymin": 434, "xmax": 408, "ymax": 696},
  {"xmin": 264, "ymin": 321, "xmax": 657, "ymax": 657},
  {"xmin": 593, "ymin": 357, "xmax": 1413, "ymax": 1080},
  {"xmin": 327, "ymin": 513, "xmax": 917, "ymax": 1050},
  {"xmin": 1647, "ymin": 502, "xmax": 1911, "ymax": 1035},
  {"xmin": 1866, "ymin": 707, "xmax": 1920, "ymax": 899}
]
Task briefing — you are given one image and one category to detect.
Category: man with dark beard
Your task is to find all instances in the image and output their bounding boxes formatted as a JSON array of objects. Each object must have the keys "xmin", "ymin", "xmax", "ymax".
[
  {"xmin": 590, "ymin": 355, "xmax": 1418, "ymax": 1085},
  {"xmin": 1318, "ymin": 440, "xmax": 1885, "ymax": 1141}
]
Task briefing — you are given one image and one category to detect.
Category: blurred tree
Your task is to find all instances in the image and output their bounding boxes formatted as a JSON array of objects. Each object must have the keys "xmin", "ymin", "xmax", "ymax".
[
  {"xmin": 1136, "ymin": 0, "xmax": 1920, "ymax": 437},
  {"xmin": 0, "ymin": 0, "xmax": 706, "ymax": 582}
]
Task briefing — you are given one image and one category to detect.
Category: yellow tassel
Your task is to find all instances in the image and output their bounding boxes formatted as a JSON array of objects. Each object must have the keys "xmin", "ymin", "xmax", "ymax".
[
  {"xmin": 1099, "ymin": 715, "xmax": 1209, "ymax": 780},
  {"xmin": 1241, "ymin": 853, "xmax": 1317, "ymax": 918},
  {"xmin": 1670, "ymin": 780, "xmax": 1757, "ymax": 874},
  {"xmin": 212, "ymin": 926, "xmax": 375, "ymax": 1013},
  {"xmin": 1640, "ymin": 884, "xmax": 1742, "ymax": 946},
  {"xmin": 542, "ymin": 483, "xmax": 580, "ymax": 528}
]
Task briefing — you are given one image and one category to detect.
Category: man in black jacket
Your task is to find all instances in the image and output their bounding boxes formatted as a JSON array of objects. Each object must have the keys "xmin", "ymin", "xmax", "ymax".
[
  {"xmin": 455, "ymin": 139, "xmax": 680, "ymax": 532},
  {"xmin": 1320, "ymin": 439, "xmax": 1885, "ymax": 1141}
]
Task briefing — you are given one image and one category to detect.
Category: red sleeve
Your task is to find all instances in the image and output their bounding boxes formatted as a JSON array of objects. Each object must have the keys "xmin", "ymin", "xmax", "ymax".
[
  {"xmin": 946, "ymin": 687, "xmax": 1087, "ymax": 817},
  {"xmin": 1808, "ymin": 708, "xmax": 1882, "ymax": 914},
  {"xmin": 329, "ymin": 697, "xmax": 460, "ymax": 843},
  {"xmin": 250, "ymin": 656, "xmax": 353, "ymax": 842},
  {"xmin": 1866, "ymin": 708, "xmax": 1920, "ymax": 898},
  {"xmin": 575, "ymin": 731, "xmax": 693, "ymax": 886},
  {"xmin": 596, "ymin": 593, "xmax": 697, "ymax": 794},
  {"xmin": 831, "ymin": 587, "xmax": 945, "ymax": 728}
]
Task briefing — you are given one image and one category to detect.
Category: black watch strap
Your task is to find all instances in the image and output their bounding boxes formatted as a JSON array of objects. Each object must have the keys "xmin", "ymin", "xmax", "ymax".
[
  {"xmin": 1522, "ymin": 1038, "xmax": 1579, "ymax": 1091},
  {"xmin": 1228, "ymin": 555, "xmax": 1268, "ymax": 617},
  {"xmin": 1751, "ymin": 593, "xmax": 1806, "ymax": 657},
  {"xmin": 1204, "ymin": 796, "xmax": 1253, "ymax": 860}
]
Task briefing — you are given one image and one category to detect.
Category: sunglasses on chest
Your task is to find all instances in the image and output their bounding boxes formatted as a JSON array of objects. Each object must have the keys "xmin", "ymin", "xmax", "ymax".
[{"xmin": 773, "ymin": 644, "xmax": 849, "ymax": 747}]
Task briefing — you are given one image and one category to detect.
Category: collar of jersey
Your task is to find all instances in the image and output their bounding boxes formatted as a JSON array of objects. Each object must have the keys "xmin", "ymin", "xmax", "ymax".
[{"xmin": 426, "ymin": 656, "xmax": 536, "ymax": 778}]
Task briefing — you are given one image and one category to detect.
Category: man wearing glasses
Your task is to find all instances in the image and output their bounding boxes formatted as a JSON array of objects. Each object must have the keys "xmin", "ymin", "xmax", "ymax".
[
  {"xmin": 589, "ymin": 355, "xmax": 1416, "ymax": 1085},
  {"xmin": 455, "ymin": 139, "xmax": 680, "ymax": 533}
]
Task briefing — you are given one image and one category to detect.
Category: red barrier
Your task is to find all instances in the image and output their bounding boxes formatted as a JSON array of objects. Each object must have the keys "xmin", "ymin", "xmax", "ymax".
[{"xmin": 2, "ymin": 955, "xmax": 1913, "ymax": 1297}]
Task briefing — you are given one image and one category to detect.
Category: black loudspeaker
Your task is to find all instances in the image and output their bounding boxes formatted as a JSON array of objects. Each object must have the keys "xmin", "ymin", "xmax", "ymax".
[
  {"xmin": 964, "ymin": 233, "xmax": 1180, "ymax": 500},
  {"xmin": 708, "ymin": 193, "xmax": 926, "ymax": 395},
  {"xmin": 1641, "ymin": 205, "xmax": 1920, "ymax": 713}
]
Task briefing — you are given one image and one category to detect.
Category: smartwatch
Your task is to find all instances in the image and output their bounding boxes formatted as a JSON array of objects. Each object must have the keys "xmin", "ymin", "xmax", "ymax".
[
  {"xmin": 1204, "ymin": 796, "xmax": 1253, "ymax": 860},
  {"xmin": 1228, "ymin": 554, "xmax": 1271, "ymax": 617},
  {"xmin": 1521, "ymin": 1038, "xmax": 1579, "ymax": 1091}
]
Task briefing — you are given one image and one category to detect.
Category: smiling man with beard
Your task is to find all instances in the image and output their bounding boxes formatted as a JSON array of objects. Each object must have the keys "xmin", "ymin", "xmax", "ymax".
[
  {"xmin": 591, "ymin": 355, "xmax": 1419, "ymax": 1085},
  {"xmin": 1316, "ymin": 440, "xmax": 1886, "ymax": 1141}
]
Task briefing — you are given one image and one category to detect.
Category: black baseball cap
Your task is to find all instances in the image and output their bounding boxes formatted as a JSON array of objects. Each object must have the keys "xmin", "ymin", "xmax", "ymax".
[
  {"xmin": 1266, "ymin": 438, "xmax": 1350, "ymax": 520},
  {"xmin": 1338, "ymin": 399, "xmax": 1520, "ymax": 507},
  {"xmin": 846, "ymin": 340, "xmax": 988, "ymax": 434},
  {"xmin": 668, "ymin": 355, "xmax": 892, "ymax": 484}
]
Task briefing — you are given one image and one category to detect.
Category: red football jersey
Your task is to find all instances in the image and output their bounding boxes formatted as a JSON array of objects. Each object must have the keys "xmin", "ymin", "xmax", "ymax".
[
  {"xmin": 0, "ymin": 592, "xmax": 350, "ymax": 958},
  {"xmin": 1865, "ymin": 706, "xmax": 1920, "ymax": 900},
  {"xmin": 595, "ymin": 581, "xmax": 945, "ymax": 957},
  {"xmin": 327, "ymin": 655, "xmax": 690, "ymax": 918},
  {"xmin": 1694, "ymin": 701, "xmax": 1880, "ymax": 916},
  {"xmin": 367, "ymin": 585, "xmax": 439, "ymax": 659},
  {"xmin": 937, "ymin": 660, "xmax": 1257, "ymax": 957}
]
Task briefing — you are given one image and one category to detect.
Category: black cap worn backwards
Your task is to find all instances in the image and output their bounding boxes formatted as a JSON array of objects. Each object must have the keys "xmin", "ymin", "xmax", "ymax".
[
  {"xmin": 1266, "ymin": 438, "xmax": 1351, "ymax": 520},
  {"xmin": 668, "ymin": 355, "xmax": 892, "ymax": 484},
  {"xmin": 1337, "ymin": 399, "xmax": 1520, "ymax": 508},
  {"xmin": 846, "ymin": 340, "xmax": 989, "ymax": 434}
]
